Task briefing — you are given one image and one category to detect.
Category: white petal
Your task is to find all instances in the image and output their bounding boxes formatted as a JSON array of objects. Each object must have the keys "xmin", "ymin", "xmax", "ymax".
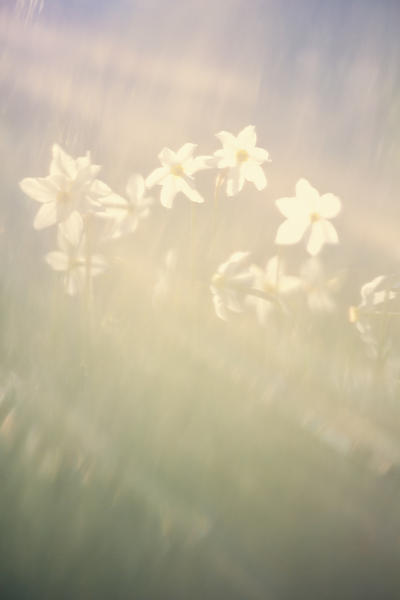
[
  {"xmin": 215, "ymin": 131, "xmax": 237, "ymax": 149},
  {"xmin": 218, "ymin": 251, "xmax": 250, "ymax": 276},
  {"xmin": 275, "ymin": 218, "xmax": 308, "ymax": 245},
  {"xmin": 306, "ymin": 222, "xmax": 326, "ymax": 256},
  {"xmin": 243, "ymin": 163, "xmax": 267, "ymax": 190},
  {"xmin": 249, "ymin": 147, "xmax": 270, "ymax": 163},
  {"xmin": 146, "ymin": 167, "xmax": 168, "ymax": 188},
  {"xmin": 59, "ymin": 211, "xmax": 84, "ymax": 247},
  {"xmin": 91, "ymin": 179, "xmax": 113, "ymax": 197},
  {"xmin": 45, "ymin": 251, "xmax": 68, "ymax": 271},
  {"xmin": 158, "ymin": 147, "xmax": 177, "ymax": 167},
  {"xmin": 318, "ymin": 193, "xmax": 341, "ymax": 219},
  {"xmin": 360, "ymin": 276, "xmax": 385, "ymax": 302},
  {"xmin": 237, "ymin": 125, "xmax": 256, "ymax": 148},
  {"xmin": 177, "ymin": 143, "xmax": 197, "ymax": 162},
  {"xmin": 320, "ymin": 219, "xmax": 339, "ymax": 245},
  {"xmin": 34, "ymin": 202, "xmax": 58, "ymax": 229},
  {"xmin": 126, "ymin": 174, "xmax": 145, "ymax": 200},
  {"xmin": 214, "ymin": 148, "xmax": 236, "ymax": 168},
  {"xmin": 212, "ymin": 291, "xmax": 228, "ymax": 321},
  {"xmin": 178, "ymin": 179, "xmax": 204, "ymax": 204},
  {"xmin": 50, "ymin": 144, "xmax": 77, "ymax": 179},
  {"xmin": 275, "ymin": 197, "xmax": 307, "ymax": 220},
  {"xmin": 279, "ymin": 275, "xmax": 301, "ymax": 294},
  {"xmin": 296, "ymin": 178, "xmax": 319, "ymax": 211},
  {"xmin": 226, "ymin": 167, "xmax": 245, "ymax": 196},
  {"xmin": 160, "ymin": 176, "xmax": 177, "ymax": 209},
  {"xmin": 20, "ymin": 177, "xmax": 59, "ymax": 203}
]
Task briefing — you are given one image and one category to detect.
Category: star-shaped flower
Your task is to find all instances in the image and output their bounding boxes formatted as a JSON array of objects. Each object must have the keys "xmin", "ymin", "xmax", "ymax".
[
  {"xmin": 275, "ymin": 178, "xmax": 341, "ymax": 256},
  {"xmin": 20, "ymin": 144, "xmax": 105, "ymax": 230},
  {"xmin": 213, "ymin": 125, "xmax": 270, "ymax": 197},
  {"xmin": 146, "ymin": 143, "xmax": 208, "ymax": 208},
  {"xmin": 210, "ymin": 251, "xmax": 253, "ymax": 320},
  {"xmin": 100, "ymin": 174, "xmax": 153, "ymax": 238},
  {"xmin": 248, "ymin": 256, "xmax": 300, "ymax": 324},
  {"xmin": 45, "ymin": 211, "xmax": 106, "ymax": 296}
]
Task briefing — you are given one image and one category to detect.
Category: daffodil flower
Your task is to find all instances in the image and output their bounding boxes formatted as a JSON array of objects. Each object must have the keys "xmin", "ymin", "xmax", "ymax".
[
  {"xmin": 45, "ymin": 211, "xmax": 106, "ymax": 296},
  {"xmin": 213, "ymin": 125, "xmax": 270, "ymax": 197},
  {"xmin": 20, "ymin": 144, "xmax": 106, "ymax": 230},
  {"xmin": 247, "ymin": 256, "xmax": 300, "ymax": 324},
  {"xmin": 99, "ymin": 174, "xmax": 153, "ymax": 238},
  {"xmin": 210, "ymin": 251, "xmax": 253, "ymax": 320},
  {"xmin": 275, "ymin": 178, "xmax": 341, "ymax": 256},
  {"xmin": 349, "ymin": 275, "xmax": 399, "ymax": 338},
  {"xmin": 146, "ymin": 143, "xmax": 208, "ymax": 208}
]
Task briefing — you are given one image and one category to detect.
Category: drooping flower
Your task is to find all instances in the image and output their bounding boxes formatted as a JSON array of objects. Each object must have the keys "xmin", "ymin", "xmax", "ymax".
[
  {"xmin": 145, "ymin": 143, "xmax": 208, "ymax": 209},
  {"xmin": 20, "ymin": 144, "xmax": 106, "ymax": 230},
  {"xmin": 99, "ymin": 174, "xmax": 153, "ymax": 238},
  {"xmin": 349, "ymin": 275, "xmax": 400, "ymax": 341},
  {"xmin": 210, "ymin": 251, "xmax": 253, "ymax": 320},
  {"xmin": 45, "ymin": 211, "xmax": 106, "ymax": 296},
  {"xmin": 213, "ymin": 125, "xmax": 270, "ymax": 197},
  {"xmin": 275, "ymin": 178, "xmax": 341, "ymax": 256},
  {"xmin": 247, "ymin": 256, "xmax": 301, "ymax": 324}
]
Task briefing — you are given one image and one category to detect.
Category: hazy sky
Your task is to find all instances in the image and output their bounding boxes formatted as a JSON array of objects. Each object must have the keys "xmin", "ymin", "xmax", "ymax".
[{"xmin": 1, "ymin": 0, "xmax": 400, "ymax": 269}]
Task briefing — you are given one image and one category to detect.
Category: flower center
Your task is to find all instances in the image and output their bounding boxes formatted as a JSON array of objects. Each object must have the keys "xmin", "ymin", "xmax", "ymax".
[
  {"xmin": 236, "ymin": 149, "xmax": 249, "ymax": 163},
  {"xmin": 348, "ymin": 305, "xmax": 359, "ymax": 323},
  {"xmin": 57, "ymin": 190, "xmax": 70, "ymax": 203},
  {"xmin": 310, "ymin": 212, "xmax": 320, "ymax": 223},
  {"xmin": 170, "ymin": 164, "xmax": 184, "ymax": 177}
]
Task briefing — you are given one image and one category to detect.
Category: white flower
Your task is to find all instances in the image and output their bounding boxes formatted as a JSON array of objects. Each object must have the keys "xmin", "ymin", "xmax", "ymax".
[
  {"xmin": 146, "ymin": 143, "xmax": 208, "ymax": 209},
  {"xmin": 213, "ymin": 125, "xmax": 270, "ymax": 197},
  {"xmin": 100, "ymin": 174, "xmax": 153, "ymax": 237},
  {"xmin": 248, "ymin": 256, "xmax": 301, "ymax": 324},
  {"xmin": 45, "ymin": 211, "xmax": 106, "ymax": 296},
  {"xmin": 275, "ymin": 178, "xmax": 341, "ymax": 256},
  {"xmin": 20, "ymin": 144, "xmax": 104, "ymax": 230},
  {"xmin": 301, "ymin": 258, "xmax": 341, "ymax": 312},
  {"xmin": 210, "ymin": 251, "xmax": 253, "ymax": 320},
  {"xmin": 349, "ymin": 275, "xmax": 399, "ymax": 336}
]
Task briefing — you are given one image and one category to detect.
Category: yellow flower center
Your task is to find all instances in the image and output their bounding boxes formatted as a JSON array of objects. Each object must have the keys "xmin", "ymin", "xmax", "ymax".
[
  {"xmin": 236, "ymin": 149, "xmax": 249, "ymax": 163},
  {"xmin": 170, "ymin": 164, "xmax": 184, "ymax": 177},
  {"xmin": 310, "ymin": 212, "xmax": 320, "ymax": 223},
  {"xmin": 57, "ymin": 190, "xmax": 70, "ymax": 203},
  {"xmin": 348, "ymin": 305, "xmax": 359, "ymax": 323}
]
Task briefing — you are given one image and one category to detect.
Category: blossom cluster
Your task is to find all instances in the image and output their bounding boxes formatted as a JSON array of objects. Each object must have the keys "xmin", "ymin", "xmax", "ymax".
[{"xmin": 19, "ymin": 125, "xmax": 397, "ymax": 362}]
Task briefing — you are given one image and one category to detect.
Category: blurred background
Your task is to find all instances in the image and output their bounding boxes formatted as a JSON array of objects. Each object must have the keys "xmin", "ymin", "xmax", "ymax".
[{"xmin": 1, "ymin": 1, "xmax": 400, "ymax": 598}]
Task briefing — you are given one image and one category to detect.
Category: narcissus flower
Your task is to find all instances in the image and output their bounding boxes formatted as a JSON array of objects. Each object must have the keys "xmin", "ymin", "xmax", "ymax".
[
  {"xmin": 100, "ymin": 174, "xmax": 153, "ymax": 237},
  {"xmin": 213, "ymin": 125, "xmax": 270, "ymax": 196},
  {"xmin": 248, "ymin": 256, "xmax": 300, "ymax": 324},
  {"xmin": 349, "ymin": 275, "xmax": 399, "ymax": 336},
  {"xmin": 210, "ymin": 251, "xmax": 253, "ymax": 320},
  {"xmin": 146, "ymin": 143, "xmax": 208, "ymax": 208},
  {"xmin": 275, "ymin": 178, "xmax": 341, "ymax": 256},
  {"xmin": 45, "ymin": 211, "xmax": 106, "ymax": 296},
  {"xmin": 20, "ymin": 144, "xmax": 105, "ymax": 229}
]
